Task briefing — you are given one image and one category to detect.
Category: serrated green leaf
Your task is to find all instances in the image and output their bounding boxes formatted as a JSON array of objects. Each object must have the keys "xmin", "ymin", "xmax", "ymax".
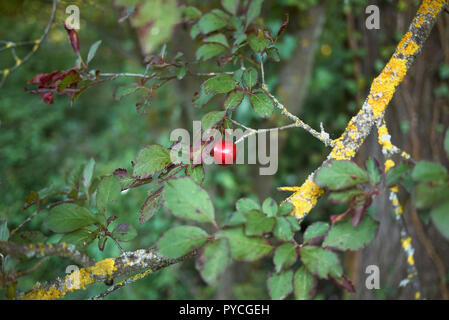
[
  {"xmin": 300, "ymin": 246, "xmax": 342, "ymax": 279},
  {"xmin": 190, "ymin": 23, "xmax": 201, "ymax": 39},
  {"xmin": 286, "ymin": 216, "xmax": 300, "ymax": 231},
  {"xmin": 248, "ymin": 33, "xmax": 270, "ymax": 52},
  {"xmin": 183, "ymin": 6, "xmax": 202, "ymax": 20},
  {"xmin": 267, "ymin": 270, "xmax": 293, "ymax": 300},
  {"xmin": 204, "ymin": 33, "xmax": 229, "ymax": 48},
  {"xmin": 157, "ymin": 226, "xmax": 209, "ymax": 259},
  {"xmin": 323, "ymin": 217, "xmax": 378, "ymax": 251},
  {"xmin": 132, "ymin": 145, "xmax": 171, "ymax": 179},
  {"xmin": 224, "ymin": 90, "xmax": 244, "ymax": 110},
  {"xmin": 140, "ymin": 192, "xmax": 162, "ymax": 224},
  {"xmin": 273, "ymin": 217, "xmax": 293, "ymax": 241},
  {"xmin": 273, "ymin": 243, "xmax": 297, "ymax": 273},
  {"xmin": 204, "ymin": 74, "xmax": 236, "ymax": 94},
  {"xmin": 303, "ymin": 222, "xmax": 329, "ymax": 243},
  {"xmin": 60, "ymin": 228, "xmax": 96, "ymax": 249},
  {"xmin": 236, "ymin": 197, "xmax": 260, "ymax": 214},
  {"xmin": 221, "ymin": 0, "xmax": 239, "ymax": 15},
  {"xmin": 294, "ymin": 266, "xmax": 316, "ymax": 300},
  {"xmin": 202, "ymin": 111, "xmax": 226, "ymax": 130},
  {"xmin": 196, "ymin": 43, "xmax": 226, "ymax": 60},
  {"xmin": 87, "ymin": 40, "xmax": 102, "ymax": 64},
  {"xmin": 193, "ymin": 84, "xmax": 215, "ymax": 107},
  {"xmin": 412, "ymin": 161, "xmax": 448, "ymax": 182},
  {"xmin": 186, "ymin": 165, "xmax": 205, "ymax": 185},
  {"xmin": 267, "ymin": 46, "xmax": 280, "ymax": 62},
  {"xmin": 249, "ymin": 91, "xmax": 274, "ymax": 118},
  {"xmin": 96, "ymin": 176, "xmax": 121, "ymax": 212},
  {"xmin": 198, "ymin": 12, "xmax": 227, "ymax": 34},
  {"xmin": 246, "ymin": 0, "xmax": 263, "ymax": 27},
  {"xmin": 113, "ymin": 85, "xmax": 140, "ymax": 101},
  {"xmin": 195, "ymin": 239, "xmax": 230, "ymax": 285},
  {"xmin": 243, "ymin": 67, "xmax": 258, "ymax": 89},
  {"xmin": 314, "ymin": 160, "xmax": 369, "ymax": 190},
  {"xmin": 245, "ymin": 209, "xmax": 276, "ymax": 236},
  {"xmin": 262, "ymin": 197, "xmax": 277, "ymax": 217},
  {"xmin": 47, "ymin": 204, "xmax": 99, "ymax": 233},
  {"xmin": 163, "ymin": 177, "xmax": 215, "ymax": 223},
  {"xmin": 224, "ymin": 211, "xmax": 247, "ymax": 226},
  {"xmin": 431, "ymin": 201, "xmax": 449, "ymax": 240},
  {"xmin": 216, "ymin": 227, "xmax": 273, "ymax": 261}
]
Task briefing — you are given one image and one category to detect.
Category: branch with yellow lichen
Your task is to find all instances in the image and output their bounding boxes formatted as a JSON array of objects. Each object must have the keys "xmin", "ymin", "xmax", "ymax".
[
  {"xmin": 279, "ymin": 0, "xmax": 448, "ymax": 222},
  {"xmin": 18, "ymin": 247, "xmax": 196, "ymax": 300},
  {"xmin": 0, "ymin": 241, "xmax": 95, "ymax": 268}
]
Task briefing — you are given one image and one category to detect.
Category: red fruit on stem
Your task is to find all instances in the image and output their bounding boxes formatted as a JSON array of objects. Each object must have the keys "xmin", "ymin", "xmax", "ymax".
[{"xmin": 212, "ymin": 140, "xmax": 237, "ymax": 166}]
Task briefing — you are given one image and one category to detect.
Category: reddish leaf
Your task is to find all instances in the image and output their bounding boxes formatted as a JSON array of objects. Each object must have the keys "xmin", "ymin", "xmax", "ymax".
[
  {"xmin": 40, "ymin": 92, "xmax": 54, "ymax": 104},
  {"xmin": 64, "ymin": 22, "xmax": 80, "ymax": 55},
  {"xmin": 276, "ymin": 13, "xmax": 289, "ymax": 41}
]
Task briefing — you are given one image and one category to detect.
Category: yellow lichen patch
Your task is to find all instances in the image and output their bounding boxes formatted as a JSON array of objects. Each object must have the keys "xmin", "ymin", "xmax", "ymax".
[
  {"xmin": 415, "ymin": 291, "xmax": 421, "ymax": 299},
  {"xmin": 3, "ymin": 69, "xmax": 9, "ymax": 77},
  {"xmin": 417, "ymin": 0, "xmax": 446, "ymax": 17},
  {"xmin": 401, "ymin": 151, "xmax": 411, "ymax": 159},
  {"xmin": 384, "ymin": 159, "xmax": 395, "ymax": 172},
  {"xmin": 408, "ymin": 273, "xmax": 414, "ymax": 279},
  {"xmin": 408, "ymin": 255, "xmax": 415, "ymax": 266},
  {"xmin": 378, "ymin": 125, "xmax": 393, "ymax": 150},
  {"xmin": 21, "ymin": 285, "xmax": 65, "ymax": 300},
  {"xmin": 329, "ymin": 137, "xmax": 356, "ymax": 160},
  {"xmin": 413, "ymin": 16, "xmax": 425, "ymax": 28},
  {"xmin": 284, "ymin": 178, "xmax": 324, "ymax": 219},
  {"xmin": 395, "ymin": 205, "xmax": 403, "ymax": 215},
  {"xmin": 88, "ymin": 258, "xmax": 117, "ymax": 277},
  {"xmin": 401, "ymin": 237, "xmax": 412, "ymax": 250},
  {"xmin": 390, "ymin": 186, "xmax": 399, "ymax": 193}
]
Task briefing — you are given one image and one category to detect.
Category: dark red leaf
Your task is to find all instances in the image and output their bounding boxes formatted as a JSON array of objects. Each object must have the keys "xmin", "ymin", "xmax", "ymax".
[
  {"xmin": 64, "ymin": 22, "xmax": 80, "ymax": 55},
  {"xmin": 40, "ymin": 92, "xmax": 54, "ymax": 104}
]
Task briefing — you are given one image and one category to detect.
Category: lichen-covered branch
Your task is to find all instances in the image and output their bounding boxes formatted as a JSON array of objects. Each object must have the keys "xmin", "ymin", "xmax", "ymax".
[
  {"xmin": 18, "ymin": 247, "xmax": 196, "ymax": 300},
  {"xmin": 0, "ymin": 241, "xmax": 95, "ymax": 268},
  {"xmin": 279, "ymin": 0, "xmax": 448, "ymax": 221}
]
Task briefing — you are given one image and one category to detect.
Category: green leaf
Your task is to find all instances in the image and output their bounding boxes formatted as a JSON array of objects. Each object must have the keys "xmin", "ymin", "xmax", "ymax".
[
  {"xmin": 111, "ymin": 224, "xmax": 137, "ymax": 242},
  {"xmin": 60, "ymin": 228, "xmax": 96, "ymax": 249},
  {"xmin": 242, "ymin": 67, "xmax": 258, "ymax": 89},
  {"xmin": 286, "ymin": 216, "xmax": 300, "ymax": 231},
  {"xmin": 266, "ymin": 46, "xmax": 280, "ymax": 62},
  {"xmin": 414, "ymin": 182, "xmax": 449, "ymax": 209},
  {"xmin": 196, "ymin": 44, "xmax": 226, "ymax": 60},
  {"xmin": 57, "ymin": 70, "xmax": 81, "ymax": 92},
  {"xmin": 223, "ymin": 211, "xmax": 247, "ymax": 227},
  {"xmin": 216, "ymin": 227, "xmax": 273, "ymax": 261},
  {"xmin": 113, "ymin": 84, "xmax": 140, "ymax": 101},
  {"xmin": 236, "ymin": 197, "xmax": 260, "ymax": 214},
  {"xmin": 262, "ymin": 197, "xmax": 277, "ymax": 217},
  {"xmin": 176, "ymin": 65, "xmax": 187, "ymax": 80},
  {"xmin": 246, "ymin": 0, "xmax": 263, "ymax": 27},
  {"xmin": 245, "ymin": 209, "xmax": 276, "ymax": 236},
  {"xmin": 195, "ymin": 239, "xmax": 230, "ymax": 285},
  {"xmin": 294, "ymin": 266, "xmax": 316, "ymax": 300},
  {"xmin": 190, "ymin": 23, "xmax": 201, "ymax": 39},
  {"xmin": 273, "ymin": 217, "xmax": 293, "ymax": 241},
  {"xmin": 202, "ymin": 111, "xmax": 226, "ymax": 130},
  {"xmin": 96, "ymin": 176, "xmax": 121, "ymax": 212},
  {"xmin": 431, "ymin": 202, "xmax": 449, "ymax": 240},
  {"xmin": 132, "ymin": 145, "xmax": 171, "ymax": 179},
  {"xmin": 183, "ymin": 6, "xmax": 202, "ymax": 20},
  {"xmin": 224, "ymin": 90, "xmax": 245, "ymax": 110},
  {"xmin": 9, "ymin": 230, "xmax": 47, "ymax": 243},
  {"xmin": 204, "ymin": 33, "xmax": 229, "ymax": 48},
  {"xmin": 47, "ymin": 204, "xmax": 99, "ymax": 233},
  {"xmin": 445, "ymin": 129, "xmax": 449, "ymax": 160},
  {"xmin": 83, "ymin": 158, "xmax": 95, "ymax": 192},
  {"xmin": 140, "ymin": 193, "xmax": 162, "ymax": 224},
  {"xmin": 328, "ymin": 189, "xmax": 362, "ymax": 204},
  {"xmin": 249, "ymin": 91, "xmax": 274, "ymax": 118},
  {"xmin": 279, "ymin": 202, "xmax": 294, "ymax": 216},
  {"xmin": 248, "ymin": 33, "xmax": 270, "ymax": 52},
  {"xmin": 198, "ymin": 12, "xmax": 227, "ymax": 34},
  {"xmin": 273, "ymin": 243, "xmax": 297, "ymax": 273},
  {"xmin": 412, "ymin": 161, "xmax": 448, "ymax": 182},
  {"xmin": 0, "ymin": 220, "xmax": 9, "ymax": 241},
  {"xmin": 221, "ymin": 0, "xmax": 239, "ymax": 15},
  {"xmin": 300, "ymin": 246, "xmax": 343, "ymax": 279},
  {"xmin": 186, "ymin": 165, "xmax": 205, "ymax": 185},
  {"xmin": 267, "ymin": 270, "xmax": 293, "ymax": 300},
  {"xmin": 385, "ymin": 162, "xmax": 413, "ymax": 187},
  {"xmin": 193, "ymin": 84, "xmax": 215, "ymax": 107},
  {"xmin": 366, "ymin": 158, "xmax": 380, "ymax": 184},
  {"xmin": 314, "ymin": 160, "xmax": 369, "ymax": 190},
  {"xmin": 157, "ymin": 226, "xmax": 209, "ymax": 259},
  {"xmin": 163, "ymin": 177, "xmax": 215, "ymax": 223},
  {"xmin": 323, "ymin": 217, "xmax": 378, "ymax": 251},
  {"xmin": 204, "ymin": 74, "xmax": 237, "ymax": 94},
  {"xmin": 87, "ymin": 40, "xmax": 102, "ymax": 64},
  {"xmin": 303, "ymin": 222, "xmax": 329, "ymax": 243}
]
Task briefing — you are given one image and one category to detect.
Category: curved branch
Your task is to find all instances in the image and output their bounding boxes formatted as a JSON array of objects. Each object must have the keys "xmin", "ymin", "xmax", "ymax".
[{"xmin": 280, "ymin": 0, "xmax": 448, "ymax": 221}]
